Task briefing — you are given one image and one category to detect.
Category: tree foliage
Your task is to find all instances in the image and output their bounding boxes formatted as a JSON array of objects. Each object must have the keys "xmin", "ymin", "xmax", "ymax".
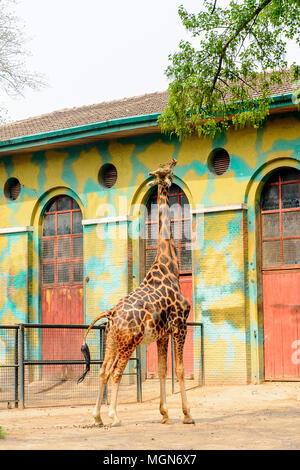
[
  {"xmin": 0, "ymin": 426, "xmax": 5, "ymax": 439},
  {"xmin": 0, "ymin": 0, "xmax": 44, "ymax": 121},
  {"xmin": 159, "ymin": 0, "xmax": 300, "ymax": 140}
]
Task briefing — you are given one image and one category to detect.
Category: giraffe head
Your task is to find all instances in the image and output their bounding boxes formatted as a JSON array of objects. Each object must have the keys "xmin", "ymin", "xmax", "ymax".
[{"xmin": 147, "ymin": 158, "xmax": 177, "ymax": 188}]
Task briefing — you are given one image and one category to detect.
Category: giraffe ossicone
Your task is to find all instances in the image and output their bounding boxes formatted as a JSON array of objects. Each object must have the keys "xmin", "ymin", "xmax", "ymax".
[{"xmin": 78, "ymin": 158, "xmax": 195, "ymax": 427}]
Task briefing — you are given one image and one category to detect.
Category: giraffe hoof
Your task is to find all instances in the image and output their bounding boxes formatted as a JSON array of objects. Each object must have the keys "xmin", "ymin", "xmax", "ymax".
[
  {"xmin": 110, "ymin": 420, "xmax": 121, "ymax": 427},
  {"xmin": 93, "ymin": 415, "xmax": 104, "ymax": 426},
  {"xmin": 182, "ymin": 417, "xmax": 195, "ymax": 424},
  {"xmin": 160, "ymin": 417, "xmax": 172, "ymax": 424},
  {"xmin": 93, "ymin": 419, "xmax": 104, "ymax": 427}
]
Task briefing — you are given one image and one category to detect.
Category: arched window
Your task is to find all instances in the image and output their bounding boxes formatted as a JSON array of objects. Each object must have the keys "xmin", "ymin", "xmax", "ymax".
[
  {"xmin": 42, "ymin": 196, "xmax": 83, "ymax": 286},
  {"xmin": 261, "ymin": 168, "xmax": 300, "ymax": 268},
  {"xmin": 144, "ymin": 183, "xmax": 192, "ymax": 274}
]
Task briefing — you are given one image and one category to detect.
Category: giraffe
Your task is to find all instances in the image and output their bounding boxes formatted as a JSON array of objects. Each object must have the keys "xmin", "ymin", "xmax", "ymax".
[{"xmin": 78, "ymin": 158, "xmax": 194, "ymax": 427}]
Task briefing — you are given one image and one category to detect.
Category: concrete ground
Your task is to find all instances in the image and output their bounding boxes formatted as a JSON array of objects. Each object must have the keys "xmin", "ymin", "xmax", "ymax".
[{"xmin": 0, "ymin": 381, "xmax": 300, "ymax": 450}]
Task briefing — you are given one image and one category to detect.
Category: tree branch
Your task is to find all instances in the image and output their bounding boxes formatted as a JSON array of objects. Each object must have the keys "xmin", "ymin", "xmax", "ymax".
[
  {"xmin": 211, "ymin": 0, "xmax": 273, "ymax": 93},
  {"xmin": 210, "ymin": 0, "xmax": 217, "ymax": 15}
]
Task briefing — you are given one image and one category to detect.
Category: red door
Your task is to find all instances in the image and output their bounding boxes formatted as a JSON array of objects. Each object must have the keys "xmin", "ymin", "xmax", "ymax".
[
  {"xmin": 41, "ymin": 196, "xmax": 84, "ymax": 378},
  {"xmin": 263, "ymin": 271, "xmax": 300, "ymax": 379},
  {"xmin": 145, "ymin": 184, "xmax": 194, "ymax": 379},
  {"xmin": 178, "ymin": 275, "xmax": 194, "ymax": 378},
  {"xmin": 261, "ymin": 168, "xmax": 300, "ymax": 380}
]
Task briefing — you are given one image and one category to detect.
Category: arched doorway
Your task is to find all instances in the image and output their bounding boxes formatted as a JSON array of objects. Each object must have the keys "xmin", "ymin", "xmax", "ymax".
[
  {"xmin": 261, "ymin": 167, "xmax": 300, "ymax": 380},
  {"xmin": 143, "ymin": 183, "xmax": 194, "ymax": 378},
  {"xmin": 41, "ymin": 195, "xmax": 84, "ymax": 377}
]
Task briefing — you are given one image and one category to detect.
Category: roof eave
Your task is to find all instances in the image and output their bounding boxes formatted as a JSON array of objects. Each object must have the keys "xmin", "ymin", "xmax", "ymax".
[
  {"xmin": 0, "ymin": 112, "xmax": 161, "ymax": 155},
  {"xmin": 0, "ymin": 92, "xmax": 297, "ymax": 156}
]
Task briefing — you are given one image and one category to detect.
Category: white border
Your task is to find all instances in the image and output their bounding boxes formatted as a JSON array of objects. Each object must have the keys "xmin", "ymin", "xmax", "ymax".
[
  {"xmin": 0, "ymin": 226, "xmax": 34, "ymax": 234},
  {"xmin": 192, "ymin": 203, "xmax": 248, "ymax": 214},
  {"xmin": 82, "ymin": 215, "xmax": 131, "ymax": 226}
]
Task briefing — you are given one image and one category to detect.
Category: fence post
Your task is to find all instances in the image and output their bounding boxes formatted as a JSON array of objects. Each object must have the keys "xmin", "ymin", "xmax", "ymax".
[
  {"xmin": 200, "ymin": 324, "xmax": 205, "ymax": 386},
  {"xmin": 18, "ymin": 324, "xmax": 25, "ymax": 409},
  {"xmin": 171, "ymin": 335, "xmax": 175, "ymax": 394},
  {"xmin": 136, "ymin": 346, "xmax": 142, "ymax": 403},
  {"xmin": 14, "ymin": 327, "xmax": 19, "ymax": 408},
  {"xmin": 99, "ymin": 327, "xmax": 107, "ymax": 403}
]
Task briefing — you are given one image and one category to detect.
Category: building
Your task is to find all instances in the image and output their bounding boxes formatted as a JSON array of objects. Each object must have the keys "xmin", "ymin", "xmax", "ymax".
[{"xmin": 0, "ymin": 81, "xmax": 299, "ymax": 385}]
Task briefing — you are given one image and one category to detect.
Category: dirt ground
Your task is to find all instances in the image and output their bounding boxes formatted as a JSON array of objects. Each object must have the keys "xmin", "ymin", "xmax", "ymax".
[{"xmin": 0, "ymin": 381, "xmax": 300, "ymax": 450}]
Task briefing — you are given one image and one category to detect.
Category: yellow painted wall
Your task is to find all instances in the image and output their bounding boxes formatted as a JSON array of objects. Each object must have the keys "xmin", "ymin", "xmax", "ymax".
[{"xmin": 0, "ymin": 111, "xmax": 299, "ymax": 384}]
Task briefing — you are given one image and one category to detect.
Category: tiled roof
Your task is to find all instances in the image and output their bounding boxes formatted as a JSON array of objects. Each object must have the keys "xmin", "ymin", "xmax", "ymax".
[
  {"xmin": 0, "ymin": 77, "xmax": 297, "ymax": 142},
  {"xmin": 0, "ymin": 91, "xmax": 169, "ymax": 142}
]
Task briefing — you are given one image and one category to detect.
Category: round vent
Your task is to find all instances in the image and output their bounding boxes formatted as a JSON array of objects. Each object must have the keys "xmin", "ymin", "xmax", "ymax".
[
  {"xmin": 98, "ymin": 163, "xmax": 118, "ymax": 189},
  {"xmin": 209, "ymin": 148, "xmax": 230, "ymax": 175},
  {"xmin": 4, "ymin": 177, "xmax": 21, "ymax": 201}
]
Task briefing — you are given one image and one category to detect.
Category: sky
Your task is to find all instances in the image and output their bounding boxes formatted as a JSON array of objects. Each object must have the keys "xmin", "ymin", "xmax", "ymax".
[{"xmin": 1, "ymin": 0, "xmax": 299, "ymax": 123}]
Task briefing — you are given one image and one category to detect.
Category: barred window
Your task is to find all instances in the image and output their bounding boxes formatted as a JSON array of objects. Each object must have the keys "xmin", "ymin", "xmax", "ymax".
[
  {"xmin": 42, "ymin": 196, "xmax": 83, "ymax": 285},
  {"xmin": 261, "ymin": 168, "xmax": 300, "ymax": 268},
  {"xmin": 144, "ymin": 184, "xmax": 192, "ymax": 273}
]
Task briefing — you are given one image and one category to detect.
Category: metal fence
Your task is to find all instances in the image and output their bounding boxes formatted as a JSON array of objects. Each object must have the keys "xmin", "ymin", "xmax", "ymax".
[
  {"xmin": 0, "ymin": 322, "xmax": 203, "ymax": 409},
  {"xmin": 0, "ymin": 326, "xmax": 19, "ymax": 408}
]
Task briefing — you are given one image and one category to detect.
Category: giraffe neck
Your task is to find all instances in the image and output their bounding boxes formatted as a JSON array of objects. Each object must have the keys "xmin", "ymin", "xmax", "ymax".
[{"xmin": 155, "ymin": 184, "xmax": 179, "ymax": 277}]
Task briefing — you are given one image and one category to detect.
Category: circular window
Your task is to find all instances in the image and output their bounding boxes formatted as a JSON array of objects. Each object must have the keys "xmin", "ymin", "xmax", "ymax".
[
  {"xmin": 4, "ymin": 177, "xmax": 21, "ymax": 200},
  {"xmin": 208, "ymin": 148, "xmax": 230, "ymax": 175},
  {"xmin": 98, "ymin": 163, "xmax": 118, "ymax": 189}
]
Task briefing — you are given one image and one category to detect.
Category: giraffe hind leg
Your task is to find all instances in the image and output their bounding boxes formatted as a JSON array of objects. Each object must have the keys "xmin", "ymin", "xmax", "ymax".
[
  {"xmin": 93, "ymin": 332, "xmax": 117, "ymax": 426},
  {"xmin": 108, "ymin": 346, "xmax": 137, "ymax": 427},
  {"xmin": 93, "ymin": 360, "xmax": 113, "ymax": 426}
]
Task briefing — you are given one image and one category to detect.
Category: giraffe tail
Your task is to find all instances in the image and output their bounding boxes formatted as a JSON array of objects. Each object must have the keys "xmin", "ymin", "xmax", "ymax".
[{"xmin": 77, "ymin": 311, "xmax": 111, "ymax": 384}]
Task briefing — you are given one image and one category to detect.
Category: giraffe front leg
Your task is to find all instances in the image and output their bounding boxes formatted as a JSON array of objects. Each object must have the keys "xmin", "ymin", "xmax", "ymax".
[
  {"xmin": 173, "ymin": 333, "xmax": 195, "ymax": 424},
  {"xmin": 157, "ymin": 337, "xmax": 171, "ymax": 424}
]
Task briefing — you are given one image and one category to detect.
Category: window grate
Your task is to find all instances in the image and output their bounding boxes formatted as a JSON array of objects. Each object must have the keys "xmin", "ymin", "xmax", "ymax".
[
  {"xmin": 41, "ymin": 196, "xmax": 83, "ymax": 286},
  {"xmin": 4, "ymin": 177, "xmax": 21, "ymax": 201},
  {"xmin": 98, "ymin": 163, "xmax": 118, "ymax": 189},
  {"xmin": 144, "ymin": 184, "xmax": 192, "ymax": 274},
  {"xmin": 261, "ymin": 168, "xmax": 300, "ymax": 269},
  {"xmin": 211, "ymin": 149, "xmax": 230, "ymax": 175}
]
